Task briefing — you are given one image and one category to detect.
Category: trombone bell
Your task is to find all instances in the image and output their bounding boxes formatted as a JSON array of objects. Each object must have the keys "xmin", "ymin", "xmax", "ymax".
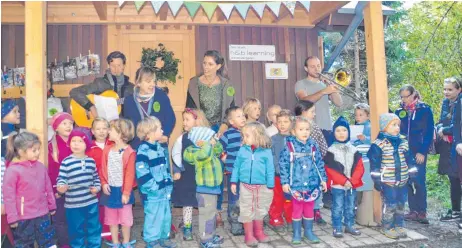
[{"xmin": 318, "ymin": 68, "xmax": 363, "ymax": 102}]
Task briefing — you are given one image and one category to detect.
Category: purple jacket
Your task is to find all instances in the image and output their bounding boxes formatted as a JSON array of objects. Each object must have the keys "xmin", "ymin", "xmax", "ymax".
[{"xmin": 3, "ymin": 160, "xmax": 56, "ymax": 224}]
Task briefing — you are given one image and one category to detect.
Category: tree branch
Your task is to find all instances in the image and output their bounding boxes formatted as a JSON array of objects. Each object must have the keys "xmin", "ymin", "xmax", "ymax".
[{"xmin": 423, "ymin": 1, "xmax": 456, "ymax": 54}]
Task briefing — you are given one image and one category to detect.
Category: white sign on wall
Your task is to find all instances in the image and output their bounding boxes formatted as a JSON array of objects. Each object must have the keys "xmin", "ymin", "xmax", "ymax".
[
  {"xmin": 265, "ymin": 63, "xmax": 288, "ymax": 79},
  {"xmin": 229, "ymin": 45, "xmax": 276, "ymax": 61}
]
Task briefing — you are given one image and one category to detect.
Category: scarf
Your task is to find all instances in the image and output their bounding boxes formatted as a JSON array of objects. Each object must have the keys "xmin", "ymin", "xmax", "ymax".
[
  {"xmin": 383, "ymin": 133, "xmax": 401, "ymax": 150},
  {"xmin": 134, "ymin": 86, "xmax": 155, "ymax": 103},
  {"xmin": 403, "ymin": 98, "xmax": 419, "ymax": 113}
]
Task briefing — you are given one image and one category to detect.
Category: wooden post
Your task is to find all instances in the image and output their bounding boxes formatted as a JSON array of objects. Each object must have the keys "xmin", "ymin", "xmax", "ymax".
[
  {"xmin": 25, "ymin": 1, "xmax": 47, "ymax": 163},
  {"xmin": 364, "ymin": 1, "xmax": 388, "ymax": 225}
]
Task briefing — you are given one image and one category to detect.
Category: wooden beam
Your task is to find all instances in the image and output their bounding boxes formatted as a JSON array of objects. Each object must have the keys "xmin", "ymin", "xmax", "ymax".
[
  {"xmin": 92, "ymin": 1, "xmax": 107, "ymax": 20},
  {"xmin": 308, "ymin": 1, "xmax": 349, "ymax": 24},
  {"xmin": 364, "ymin": 1, "xmax": 388, "ymax": 225},
  {"xmin": 25, "ymin": 1, "xmax": 47, "ymax": 163}
]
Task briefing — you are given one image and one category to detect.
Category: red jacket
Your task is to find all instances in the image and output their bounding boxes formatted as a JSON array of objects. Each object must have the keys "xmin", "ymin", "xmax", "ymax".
[
  {"xmin": 324, "ymin": 151, "xmax": 364, "ymax": 189},
  {"xmin": 100, "ymin": 144, "xmax": 137, "ymax": 196},
  {"xmin": 86, "ymin": 139, "xmax": 114, "ymax": 179}
]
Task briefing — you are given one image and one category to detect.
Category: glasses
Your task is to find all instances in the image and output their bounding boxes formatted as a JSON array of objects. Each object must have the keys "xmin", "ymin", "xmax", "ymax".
[{"xmin": 400, "ymin": 94, "xmax": 412, "ymax": 99}]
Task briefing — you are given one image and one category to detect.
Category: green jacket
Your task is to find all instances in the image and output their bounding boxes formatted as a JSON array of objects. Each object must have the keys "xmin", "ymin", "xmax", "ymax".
[{"xmin": 183, "ymin": 142, "xmax": 223, "ymax": 189}]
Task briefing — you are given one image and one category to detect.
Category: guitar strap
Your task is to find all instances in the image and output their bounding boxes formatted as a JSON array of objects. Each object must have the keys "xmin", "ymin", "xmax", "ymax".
[{"xmin": 106, "ymin": 71, "xmax": 124, "ymax": 105}]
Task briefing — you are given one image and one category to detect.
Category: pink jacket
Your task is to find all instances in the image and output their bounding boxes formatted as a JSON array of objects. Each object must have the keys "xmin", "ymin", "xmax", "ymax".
[
  {"xmin": 48, "ymin": 135, "xmax": 72, "ymax": 194},
  {"xmin": 3, "ymin": 160, "xmax": 56, "ymax": 224}
]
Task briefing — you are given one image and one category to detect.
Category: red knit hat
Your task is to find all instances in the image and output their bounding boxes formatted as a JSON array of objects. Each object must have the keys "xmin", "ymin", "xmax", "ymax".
[
  {"xmin": 51, "ymin": 112, "xmax": 73, "ymax": 130},
  {"xmin": 67, "ymin": 129, "xmax": 91, "ymax": 151}
]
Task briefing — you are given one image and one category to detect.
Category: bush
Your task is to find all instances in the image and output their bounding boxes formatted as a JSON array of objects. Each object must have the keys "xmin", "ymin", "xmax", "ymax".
[{"xmin": 426, "ymin": 155, "xmax": 451, "ymax": 209}]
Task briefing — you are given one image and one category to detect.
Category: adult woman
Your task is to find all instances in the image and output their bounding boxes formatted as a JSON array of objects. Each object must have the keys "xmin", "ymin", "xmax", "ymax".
[
  {"xmin": 395, "ymin": 85, "xmax": 434, "ymax": 224},
  {"xmin": 185, "ymin": 50, "xmax": 236, "ymax": 227},
  {"xmin": 436, "ymin": 77, "xmax": 462, "ymax": 222},
  {"xmin": 186, "ymin": 50, "xmax": 236, "ymax": 135}
]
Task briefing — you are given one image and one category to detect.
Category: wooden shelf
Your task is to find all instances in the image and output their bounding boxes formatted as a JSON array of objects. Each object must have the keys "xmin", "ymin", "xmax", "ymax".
[{"xmin": 1, "ymin": 84, "xmax": 83, "ymax": 99}]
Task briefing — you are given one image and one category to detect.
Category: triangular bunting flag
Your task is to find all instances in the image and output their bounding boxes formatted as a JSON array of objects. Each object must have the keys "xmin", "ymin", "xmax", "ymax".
[
  {"xmin": 266, "ymin": 2, "xmax": 281, "ymax": 17},
  {"xmin": 299, "ymin": 1, "xmax": 311, "ymax": 12},
  {"xmin": 283, "ymin": 1, "xmax": 296, "ymax": 16},
  {"xmin": 150, "ymin": 1, "xmax": 164, "ymax": 14},
  {"xmin": 134, "ymin": 1, "xmax": 145, "ymax": 12},
  {"xmin": 118, "ymin": 0, "xmax": 125, "ymax": 8},
  {"xmin": 218, "ymin": 3, "xmax": 234, "ymax": 20},
  {"xmin": 167, "ymin": 1, "xmax": 183, "ymax": 16},
  {"xmin": 201, "ymin": 2, "xmax": 218, "ymax": 20},
  {"xmin": 251, "ymin": 3, "xmax": 265, "ymax": 19},
  {"xmin": 235, "ymin": 3, "xmax": 250, "ymax": 20},
  {"xmin": 184, "ymin": 2, "xmax": 201, "ymax": 17}
]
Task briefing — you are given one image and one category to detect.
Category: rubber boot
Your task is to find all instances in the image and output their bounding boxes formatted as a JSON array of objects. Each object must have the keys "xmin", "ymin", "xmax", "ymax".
[
  {"xmin": 183, "ymin": 224, "xmax": 193, "ymax": 241},
  {"xmin": 303, "ymin": 218, "xmax": 320, "ymax": 243},
  {"xmin": 243, "ymin": 222, "xmax": 258, "ymax": 247},
  {"xmin": 253, "ymin": 220, "xmax": 269, "ymax": 243},
  {"xmin": 292, "ymin": 220, "xmax": 302, "ymax": 245}
]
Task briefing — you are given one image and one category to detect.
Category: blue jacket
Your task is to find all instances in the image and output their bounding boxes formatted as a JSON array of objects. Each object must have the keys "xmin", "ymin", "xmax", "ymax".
[
  {"xmin": 123, "ymin": 87, "xmax": 176, "ymax": 149},
  {"xmin": 353, "ymin": 120, "xmax": 371, "ymax": 146},
  {"xmin": 279, "ymin": 136, "xmax": 327, "ymax": 192},
  {"xmin": 230, "ymin": 145, "xmax": 275, "ymax": 189},
  {"xmin": 395, "ymin": 102, "xmax": 434, "ymax": 155},
  {"xmin": 449, "ymin": 94, "xmax": 462, "ymax": 173},
  {"xmin": 135, "ymin": 141, "xmax": 173, "ymax": 202}
]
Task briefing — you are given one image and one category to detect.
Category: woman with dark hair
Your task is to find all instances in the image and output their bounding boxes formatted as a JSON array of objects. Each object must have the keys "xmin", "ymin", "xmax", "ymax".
[
  {"xmin": 395, "ymin": 84, "xmax": 434, "ymax": 224},
  {"xmin": 436, "ymin": 77, "xmax": 462, "ymax": 222},
  {"xmin": 185, "ymin": 50, "xmax": 236, "ymax": 229},
  {"xmin": 186, "ymin": 50, "xmax": 236, "ymax": 135}
]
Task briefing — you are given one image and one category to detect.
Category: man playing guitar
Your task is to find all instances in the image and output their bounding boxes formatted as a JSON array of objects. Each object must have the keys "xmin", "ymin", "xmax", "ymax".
[{"xmin": 70, "ymin": 51, "xmax": 134, "ymax": 118}]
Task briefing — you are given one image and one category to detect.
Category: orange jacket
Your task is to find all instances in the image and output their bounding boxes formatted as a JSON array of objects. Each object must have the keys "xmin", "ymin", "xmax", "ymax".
[{"xmin": 101, "ymin": 144, "xmax": 137, "ymax": 196}]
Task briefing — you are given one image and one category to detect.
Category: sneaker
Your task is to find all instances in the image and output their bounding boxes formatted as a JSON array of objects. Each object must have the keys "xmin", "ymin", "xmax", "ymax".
[
  {"xmin": 121, "ymin": 240, "xmax": 136, "ymax": 248},
  {"xmin": 314, "ymin": 209, "xmax": 327, "ymax": 225},
  {"xmin": 105, "ymin": 242, "xmax": 121, "ymax": 248},
  {"xmin": 417, "ymin": 213, "xmax": 430, "ymax": 225},
  {"xmin": 200, "ymin": 240, "xmax": 221, "ymax": 248},
  {"xmin": 159, "ymin": 239, "xmax": 177, "ymax": 248},
  {"xmin": 212, "ymin": 235, "xmax": 224, "ymax": 244},
  {"xmin": 458, "ymin": 221, "xmax": 462, "ymax": 229},
  {"xmin": 147, "ymin": 241, "xmax": 162, "ymax": 248},
  {"xmin": 333, "ymin": 228, "xmax": 344, "ymax": 238},
  {"xmin": 395, "ymin": 227, "xmax": 408, "ymax": 238},
  {"xmin": 345, "ymin": 226, "xmax": 361, "ymax": 236},
  {"xmin": 440, "ymin": 210, "xmax": 461, "ymax": 222},
  {"xmin": 404, "ymin": 211, "xmax": 418, "ymax": 221},
  {"xmin": 381, "ymin": 228, "xmax": 400, "ymax": 240}
]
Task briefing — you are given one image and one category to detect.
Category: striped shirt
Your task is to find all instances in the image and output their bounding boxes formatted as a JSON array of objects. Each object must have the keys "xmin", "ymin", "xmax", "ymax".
[
  {"xmin": 219, "ymin": 127, "xmax": 242, "ymax": 172},
  {"xmin": 108, "ymin": 150, "xmax": 123, "ymax": 187},
  {"xmin": 1, "ymin": 157, "xmax": 5, "ymax": 203},
  {"xmin": 57, "ymin": 155, "xmax": 101, "ymax": 208}
]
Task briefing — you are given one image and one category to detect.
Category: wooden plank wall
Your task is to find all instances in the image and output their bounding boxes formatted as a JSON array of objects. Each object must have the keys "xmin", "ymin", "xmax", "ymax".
[
  {"xmin": 1, "ymin": 24, "xmax": 108, "ymax": 84},
  {"xmin": 195, "ymin": 26, "xmax": 320, "ymax": 124}
]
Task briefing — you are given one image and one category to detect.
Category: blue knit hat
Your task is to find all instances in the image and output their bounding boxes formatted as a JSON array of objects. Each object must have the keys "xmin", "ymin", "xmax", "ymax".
[
  {"xmin": 379, "ymin": 113, "xmax": 400, "ymax": 131},
  {"xmin": 333, "ymin": 116, "xmax": 350, "ymax": 143},
  {"xmin": 1, "ymin": 100, "xmax": 17, "ymax": 120}
]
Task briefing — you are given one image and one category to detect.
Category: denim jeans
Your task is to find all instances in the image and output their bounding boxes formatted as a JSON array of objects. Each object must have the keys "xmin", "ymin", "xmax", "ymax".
[
  {"xmin": 407, "ymin": 163, "xmax": 427, "ymax": 213},
  {"xmin": 382, "ymin": 184, "xmax": 407, "ymax": 229},
  {"xmin": 331, "ymin": 188, "xmax": 356, "ymax": 229}
]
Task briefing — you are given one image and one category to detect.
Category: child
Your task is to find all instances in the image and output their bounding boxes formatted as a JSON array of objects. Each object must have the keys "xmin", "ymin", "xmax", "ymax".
[
  {"xmin": 100, "ymin": 119, "xmax": 137, "ymax": 247},
  {"xmin": 87, "ymin": 117, "xmax": 113, "ymax": 241},
  {"xmin": 1, "ymin": 99, "xmax": 21, "ymax": 157},
  {"xmin": 57, "ymin": 130, "xmax": 102, "ymax": 247},
  {"xmin": 135, "ymin": 117, "xmax": 176, "ymax": 248},
  {"xmin": 219, "ymin": 106, "xmax": 246, "ymax": 235},
  {"xmin": 268, "ymin": 109, "xmax": 293, "ymax": 232},
  {"xmin": 183, "ymin": 124, "xmax": 225, "ymax": 248},
  {"xmin": 324, "ymin": 116, "xmax": 364, "ymax": 237},
  {"xmin": 3, "ymin": 132, "xmax": 57, "ymax": 247},
  {"xmin": 353, "ymin": 103, "xmax": 371, "ymax": 146},
  {"xmin": 352, "ymin": 104, "xmax": 376, "ymax": 227},
  {"xmin": 367, "ymin": 113, "xmax": 417, "ymax": 239},
  {"xmin": 243, "ymin": 98, "xmax": 262, "ymax": 123},
  {"xmin": 294, "ymin": 100, "xmax": 328, "ymax": 225},
  {"xmin": 266, "ymin": 105, "xmax": 281, "ymax": 137},
  {"xmin": 171, "ymin": 109, "xmax": 209, "ymax": 241},
  {"xmin": 230, "ymin": 122, "xmax": 275, "ymax": 247},
  {"xmin": 1, "ymin": 156, "xmax": 14, "ymax": 247},
  {"xmin": 279, "ymin": 117, "xmax": 327, "ymax": 244},
  {"xmin": 123, "ymin": 66, "xmax": 176, "ymax": 150},
  {"xmin": 48, "ymin": 112, "xmax": 74, "ymax": 247}
]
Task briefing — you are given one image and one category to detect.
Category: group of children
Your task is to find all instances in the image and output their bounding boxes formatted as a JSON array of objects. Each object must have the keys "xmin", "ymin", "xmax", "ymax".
[{"xmin": 1, "ymin": 88, "xmax": 419, "ymax": 247}]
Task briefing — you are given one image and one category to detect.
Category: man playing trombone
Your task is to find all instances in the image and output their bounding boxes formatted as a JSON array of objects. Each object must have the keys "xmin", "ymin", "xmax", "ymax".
[{"xmin": 295, "ymin": 56, "xmax": 343, "ymax": 132}]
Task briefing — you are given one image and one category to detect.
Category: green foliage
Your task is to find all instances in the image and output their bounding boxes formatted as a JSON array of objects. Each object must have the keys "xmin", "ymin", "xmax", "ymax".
[
  {"xmin": 140, "ymin": 43, "xmax": 181, "ymax": 84},
  {"xmin": 388, "ymin": 2, "xmax": 462, "ymax": 119},
  {"xmin": 426, "ymin": 155, "xmax": 451, "ymax": 209}
]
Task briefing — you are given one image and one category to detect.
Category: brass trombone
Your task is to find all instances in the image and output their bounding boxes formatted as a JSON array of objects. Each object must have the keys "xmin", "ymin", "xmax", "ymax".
[{"xmin": 318, "ymin": 68, "xmax": 364, "ymax": 102}]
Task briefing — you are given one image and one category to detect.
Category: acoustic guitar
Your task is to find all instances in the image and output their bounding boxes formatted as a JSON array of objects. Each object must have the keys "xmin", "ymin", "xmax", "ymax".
[{"xmin": 70, "ymin": 90, "xmax": 122, "ymax": 128}]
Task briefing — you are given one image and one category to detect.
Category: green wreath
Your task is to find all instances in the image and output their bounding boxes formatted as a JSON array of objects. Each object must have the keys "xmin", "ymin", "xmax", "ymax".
[{"xmin": 140, "ymin": 43, "xmax": 182, "ymax": 84}]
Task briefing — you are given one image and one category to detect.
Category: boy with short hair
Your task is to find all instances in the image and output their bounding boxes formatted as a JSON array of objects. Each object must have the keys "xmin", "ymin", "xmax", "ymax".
[{"xmin": 268, "ymin": 109, "xmax": 293, "ymax": 233}]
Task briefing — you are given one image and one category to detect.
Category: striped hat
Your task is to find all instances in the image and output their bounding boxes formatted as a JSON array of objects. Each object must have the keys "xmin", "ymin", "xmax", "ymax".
[{"xmin": 188, "ymin": 127, "xmax": 216, "ymax": 144}]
